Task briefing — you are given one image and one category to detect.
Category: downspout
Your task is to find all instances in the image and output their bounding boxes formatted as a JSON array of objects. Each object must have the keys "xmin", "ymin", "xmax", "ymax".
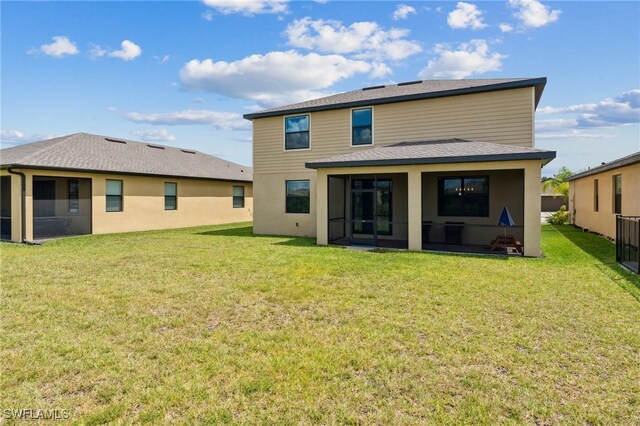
[{"xmin": 7, "ymin": 167, "xmax": 26, "ymax": 243}]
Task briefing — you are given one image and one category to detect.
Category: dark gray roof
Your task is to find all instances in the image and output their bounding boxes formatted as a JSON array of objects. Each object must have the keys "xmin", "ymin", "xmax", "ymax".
[
  {"xmin": 305, "ymin": 139, "xmax": 556, "ymax": 169},
  {"xmin": 566, "ymin": 152, "xmax": 640, "ymax": 181},
  {"xmin": 0, "ymin": 133, "xmax": 252, "ymax": 182},
  {"xmin": 244, "ymin": 78, "xmax": 546, "ymax": 120}
]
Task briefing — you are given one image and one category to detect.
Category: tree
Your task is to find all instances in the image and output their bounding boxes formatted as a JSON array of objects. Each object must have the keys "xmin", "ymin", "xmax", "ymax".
[{"xmin": 542, "ymin": 166, "xmax": 573, "ymax": 200}]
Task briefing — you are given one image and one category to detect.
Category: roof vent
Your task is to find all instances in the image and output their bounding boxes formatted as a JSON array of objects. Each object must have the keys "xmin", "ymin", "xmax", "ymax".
[
  {"xmin": 147, "ymin": 144, "xmax": 165, "ymax": 150},
  {"xmin": 181, "ymin": 149, "xmax": 196, "ymax": 154},
  {"xmin": 363, "ymin": 85, "xmax": 385, "ymax": 91},
  {"xmin": 105, "ymin": 137, "xmax": 127, "ymax": 144},
  {"xmin": 397, "ymin": 80, "xmax": 422, "ymax": 87}
]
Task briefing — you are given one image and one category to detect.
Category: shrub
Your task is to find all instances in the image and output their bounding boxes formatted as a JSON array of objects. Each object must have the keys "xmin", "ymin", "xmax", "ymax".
[{"xmin": 548, "ymin": 205, "xmax": 570, "ymax": 225}]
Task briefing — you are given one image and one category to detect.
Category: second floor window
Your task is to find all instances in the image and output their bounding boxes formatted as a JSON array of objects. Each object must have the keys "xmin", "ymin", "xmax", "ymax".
[
  {"xmin": 165, "ymin": 182, "xmax": 177, "ymax": 210},
  {"xmin": 285, "ymin": 115, "xmax": 310, "ymax": 150},
  {"xmin": 352, "ymin": 108, "xmax": 373, "ymax": 146}
]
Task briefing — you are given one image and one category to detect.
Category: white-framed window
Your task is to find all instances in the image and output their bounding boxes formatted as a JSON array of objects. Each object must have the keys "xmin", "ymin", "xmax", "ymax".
[
  {"xmin": 284, "ymin": 115, "xmax": 310, "ymax": 150},
  {"xmin": 351, "ymin": 107, "xmax": 373, "ymax": 146}
]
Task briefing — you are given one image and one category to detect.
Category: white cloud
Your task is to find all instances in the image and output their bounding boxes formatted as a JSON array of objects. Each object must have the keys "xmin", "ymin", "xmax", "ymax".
[
  {"xmin": 509, "ymin": 0, "xmax": 560, "ymax": 28},
  {"xmin": 108, "ymin": 40, "xmax": 142, "ymax": 61},
  {"xmin": 536, "ymin": 130, "xmax": 614, "ymax": 140},
  {"xmin": 202, "ymin": 0, "xmax": 288, "ymax": 16},
  {"xmin": 447, "ymin": 2, "xmax": 487, "ymax": 30},
  {"xmin": 393, "ymin": 4, "xmax": 417, "ymax": 20},
  {"xmin": 538, "ymin": 90, "xmax": 640, "ymax": 129},
  {"xmin": 419, "ymin": 39, "xmax": 506, "ymax": 79},
  {"xmin": 30, "ymin": 36, "xmax": 79, "ymax": 57},
  {"xmin": 154, "ymin": 54, "xmax": 170, "ymax": 64},
  {"xmin": 193, "ymin": 97, "xmax": 205, "ymax": 104},
  {"xmin": 285, "ymin": 17, "xmax": 422, "ymax": 61},
  {"xmin": 202, "ymin": 10, "xmax": 214, "ymax": 21},
  {"xmin": 179, "ymin": 50, "xmax": 380, "ymax": 106},
  {"xmin": 89, "ymin": 44, "xmax": 107, "ymax": 59},
  {"xmin": 131, "ymin": 129, "xmax": 177, "ymax": 142},
  {"xmin": 499, "ymin": 23, "xmax": 513, "ymax": 33},
  {"xmin": 123, "ymin": 109, "xmax": 250, "ymax": 131},
  {"xmin": 0, "ymin": 130, "xmax": 55, "ymax": 147}
]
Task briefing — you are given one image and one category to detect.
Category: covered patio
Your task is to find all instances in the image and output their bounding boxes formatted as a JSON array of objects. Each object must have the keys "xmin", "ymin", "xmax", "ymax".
[{"xmin": 308, "ymin": 139, "xmax": 555, "ymax": 257}]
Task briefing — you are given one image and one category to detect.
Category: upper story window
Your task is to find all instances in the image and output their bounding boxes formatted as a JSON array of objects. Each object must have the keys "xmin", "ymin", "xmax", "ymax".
[
  {"xmin": 284, "ymin": 115, "xmax": 310, "ymax": 150},
  {"xmin": 352, "ymin": 108, "xmax": 373, "ymax": 146}
]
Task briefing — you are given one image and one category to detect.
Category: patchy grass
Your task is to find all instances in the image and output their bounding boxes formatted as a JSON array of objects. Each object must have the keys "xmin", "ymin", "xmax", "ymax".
[{"xmin": 1, "ymin": 223, "xmax": 639, "ymax": 424}]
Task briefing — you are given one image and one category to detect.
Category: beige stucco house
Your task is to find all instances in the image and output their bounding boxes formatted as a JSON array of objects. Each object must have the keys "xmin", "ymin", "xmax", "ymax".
[
  {"xmin": 568, "ymin": 152, "xmax": 640, "ymax": 239},
  {"xmin": 244, "ymin": 78, "xmax": 555, "ymax": 257},
  {"xmin": 0, "ymin": 133, "xmax": 252, "ymax": 242}
]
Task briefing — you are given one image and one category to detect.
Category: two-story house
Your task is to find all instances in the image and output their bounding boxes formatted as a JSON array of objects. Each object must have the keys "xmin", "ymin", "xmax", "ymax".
[{"xmin": 244, "ymin": 78, "xmax": 556, "ymax": 257}]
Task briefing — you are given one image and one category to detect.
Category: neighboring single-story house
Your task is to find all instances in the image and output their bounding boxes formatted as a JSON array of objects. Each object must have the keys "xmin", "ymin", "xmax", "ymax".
[
  {"xmin": 0, "ymin": 133, "xmax": 253, "ymax": 242},
  {"xmin": 567, "ymin": 152, "xmax": 640, "ymax": 239},
  {"xmin": 245, "ymin": 78, "xmax": 556, "ymax": 257}
]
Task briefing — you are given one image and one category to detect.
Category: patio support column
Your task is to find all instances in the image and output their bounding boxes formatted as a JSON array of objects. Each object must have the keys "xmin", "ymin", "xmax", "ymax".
[
  {"xmin": 407, "ymin": 169, "xmax": 422, "ymax": 251},
  {"xmin": 523, "ymin": 162, "xmax": 542, "ymax": 257},
  {"xmin": 316, "ymin": 170, "xmax": 328, "ymax": 245},
  {"xmin": 9, "ymin": 172, "xmax": 22, "ymax": 242}
]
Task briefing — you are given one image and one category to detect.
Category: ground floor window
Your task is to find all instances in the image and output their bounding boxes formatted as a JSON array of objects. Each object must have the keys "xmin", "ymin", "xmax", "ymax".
[
  {"xmin": 106, "ymin": 179, "xmax": 123, "ymax": 212},
  {"xmin": 69, "ymin": 180, "xmax": 80, "ymax": 213},
  {"xmin": 286, "ymin": 180, "xmax": 310, "ymax": 213},
  {"xmin": 233, "ymin": 186, "xmax": 245, "ymax": 208},
  {"xmin": 613, "ymin": 174, "xmax": 622, "ymax": 214},
  {"xmin": 164, "ymin": 182, "xmax": 177, "ymax": 210},
  {"xmin": 438, "ymin": 176, "xmax": 489, "ymax": 217}
]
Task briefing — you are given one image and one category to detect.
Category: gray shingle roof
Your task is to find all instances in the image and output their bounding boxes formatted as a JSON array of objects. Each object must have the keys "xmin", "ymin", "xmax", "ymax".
[
  {"xmin": 244, "ymin": 78, "xmax": 546, "ymax": 120},
  {"xmin": 566, "ymin": 151, "xmax": 640, "ymax": 181},
  {"xmin": 0, "ymin": 133, "xmax": 252, "ymax": 182},
  {"xmin": 305, "ymin": 139, "xmax": 556, "ymax": 169}
]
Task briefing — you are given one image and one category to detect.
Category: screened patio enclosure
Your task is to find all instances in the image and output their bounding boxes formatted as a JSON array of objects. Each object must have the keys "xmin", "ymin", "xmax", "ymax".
[
  {"xmin": 32, "ymin": 176, "xmax": 92, "ymax": 239},
  {"xmin": 326, "ymin": 169, "xmax": 526, "ymax": 255},
  {"xmin": 328, "ymin": 173, "xmax": 408, "ymax": 248}
]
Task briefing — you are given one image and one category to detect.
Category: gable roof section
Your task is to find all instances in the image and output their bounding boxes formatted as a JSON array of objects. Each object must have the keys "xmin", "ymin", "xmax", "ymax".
[
  {"xmin": 305, "ymin": 139, "xmax": 556, "ymax": 169},
  {"xmin": 0, "ymin": 133, "xmax": 252, "ymax": 182},
  {"xmin": 566, "ymin": 151, "xmax": 640, "ymax": 181},
  {"xmin": 244, "ymin": 78, "xmax": 546, "ymax": 120}
]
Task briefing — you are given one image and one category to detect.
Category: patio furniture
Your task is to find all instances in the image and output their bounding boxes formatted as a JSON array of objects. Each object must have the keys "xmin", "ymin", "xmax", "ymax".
[
  {"xmin": 490, "ymin": 235, "xmax": 523, "ymax": 254},
  {"xmin": 444, "ymin": 221, "xmax": 464, "ymax": 244}
]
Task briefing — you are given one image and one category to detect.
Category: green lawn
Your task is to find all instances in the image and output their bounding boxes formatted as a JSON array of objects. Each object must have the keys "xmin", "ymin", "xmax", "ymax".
[{"xmin": 1, "ymin": 224, "xmax": 639, "ymax": 424}]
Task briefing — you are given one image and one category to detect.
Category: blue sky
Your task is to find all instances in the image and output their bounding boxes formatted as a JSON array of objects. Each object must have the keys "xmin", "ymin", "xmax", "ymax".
[{"xmin": 1, "ymin": 0, "xmax": 639, "ymax": 176}]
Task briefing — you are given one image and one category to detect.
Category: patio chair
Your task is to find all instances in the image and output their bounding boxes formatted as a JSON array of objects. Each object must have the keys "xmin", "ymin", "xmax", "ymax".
[{"xmin": 444, "ymin": 221, "xmax": 464, "ymax": 244}]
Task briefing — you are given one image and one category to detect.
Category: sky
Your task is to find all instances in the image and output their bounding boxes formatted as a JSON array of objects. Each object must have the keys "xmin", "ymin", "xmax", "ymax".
[{"xmin": 1, "ymin": 0, "xmax": 639, "ymax": 176}]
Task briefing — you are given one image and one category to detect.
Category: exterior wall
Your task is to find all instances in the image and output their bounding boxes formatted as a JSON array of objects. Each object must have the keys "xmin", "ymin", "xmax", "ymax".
[
  {"xmin": 315, "ymin": 159, "xmax": 543, "ymax": 257},
  {"xmin": 1, "ymin": 168, "xmax": 253, "ymax": 241},
  {"xmin": 252, "ymin": 87, "xmax": 535, "ymax": 238},
  {"xmin": 569, "ymin": 163, "xmax": 640, "ymax": 239}
]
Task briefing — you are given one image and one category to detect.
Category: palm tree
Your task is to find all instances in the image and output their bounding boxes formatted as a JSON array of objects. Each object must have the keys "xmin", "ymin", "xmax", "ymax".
[{"xmin": 542, "ymin": 166, "xmax": 573, "ymax": 200}]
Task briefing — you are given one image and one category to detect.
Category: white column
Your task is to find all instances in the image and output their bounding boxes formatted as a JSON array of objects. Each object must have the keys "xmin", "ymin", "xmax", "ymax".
[
  {"xmin": 316, "ymin": 170, "xmax": 328, "ymax": 245},
  {"xmin": 407, "ymin": 169, "xmax": 422, "ymax": 251},
  {"xmin": 523, "ymin": 162, "xmax": 542, "ymax": 257}
]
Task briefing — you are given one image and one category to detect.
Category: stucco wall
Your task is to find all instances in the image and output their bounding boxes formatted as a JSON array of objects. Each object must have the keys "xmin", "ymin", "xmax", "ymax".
[
  {"xmin": 569, "ymin": 162, "xmax": 640, "ymax": 239},
  {"xmin": 1, "ymin": 168, "xmax": 253, "ymax": 241}
]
